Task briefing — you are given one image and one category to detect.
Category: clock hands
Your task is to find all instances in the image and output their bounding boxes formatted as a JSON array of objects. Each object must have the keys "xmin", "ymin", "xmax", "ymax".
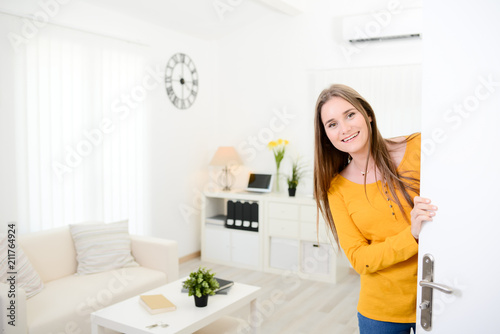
[
  {"xmin": 171, "ymin": 78, "xmax": 193, "ymax": 84},
  {"xmin": 165, "ymin": 52, "xmax": 198, "ymax": 109}
]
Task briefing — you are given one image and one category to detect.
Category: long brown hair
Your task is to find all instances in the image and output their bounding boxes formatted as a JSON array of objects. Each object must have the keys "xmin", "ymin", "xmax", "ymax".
[{"xmin": 313, "ymin": 84, "xmax": 419, "ymax": 244}]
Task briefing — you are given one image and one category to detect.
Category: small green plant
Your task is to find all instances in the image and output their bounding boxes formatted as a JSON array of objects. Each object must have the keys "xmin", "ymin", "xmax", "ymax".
[
  {"xmin": 182, "ymin": 267, "xmax": 220, "ymax": 298},
  {"xmin": 287, "ymin": 157, "xmax": 308, "ymax": 189}
]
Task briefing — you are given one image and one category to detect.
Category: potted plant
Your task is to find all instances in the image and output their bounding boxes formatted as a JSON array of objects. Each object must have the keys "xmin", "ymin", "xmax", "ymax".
[
  {"xmin": 286, "ymin": 157, "xmax": 307, "ymax": 197},
  {"xmin": 182, "ymin": 267, "xmax": 220, "ymax": 307}
]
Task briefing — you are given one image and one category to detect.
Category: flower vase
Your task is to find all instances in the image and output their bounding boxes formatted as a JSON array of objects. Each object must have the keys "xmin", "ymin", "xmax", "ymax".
[{"xmin": 275, "ymin": 170, "xmax": 280, "ymax": 192}]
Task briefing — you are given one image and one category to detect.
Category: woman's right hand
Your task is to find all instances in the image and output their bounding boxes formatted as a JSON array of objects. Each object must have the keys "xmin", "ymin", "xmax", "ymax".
[{"xmin": 411, "ymin": 196, "xmax": 438, "ymax": 240}]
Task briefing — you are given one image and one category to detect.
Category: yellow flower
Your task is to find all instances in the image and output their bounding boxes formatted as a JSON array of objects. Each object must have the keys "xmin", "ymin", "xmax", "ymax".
[
  {"xmin": 269, "ymin": 139, "xmax": 288, "ymax": 168},
  {"xmin": 268, "ymin": 138, "xmax": 289, "ymax": 191}
]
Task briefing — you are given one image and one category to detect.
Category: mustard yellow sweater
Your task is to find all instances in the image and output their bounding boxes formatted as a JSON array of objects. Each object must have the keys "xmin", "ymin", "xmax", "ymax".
[{"xmin": 328, "ymin": 133, "xmax": 420, "ymax": 323}]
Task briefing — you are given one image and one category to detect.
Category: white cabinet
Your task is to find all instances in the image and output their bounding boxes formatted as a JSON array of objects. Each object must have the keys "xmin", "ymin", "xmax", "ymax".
[
  {"xmin": 269, "ymin": 237, "xmax": 299, "ymax": 271},
  {"xmin": 201, "ymin": 193, "xmax": 263, "ymax": 270},
  {"xmin": 202, "ymin": 191, "xmax": 349, "ymax": 283},
  {"xmin": 204, "ymin": 224, "xmax": 260, "ymax": 268},
  {"xmin": 204, "ymin": 225, "xmax": 231, "ymax": 262},
  {"xmin": 300, "ymin": 241, "xmax": 332, "ymax": 276},
  {"xmin": 231, "ymin": 230, "xmax": 260, "ymax": 267},
  {"xmin": 265, "ymin": 199, "xmax": 349, "ymax": 283},
  {"xmin": 267, "ymin": 202, "xmax": 299, "ymax": 220},
  {"xmin": 268, "ymin": 219, "xmax": 299, "ymax": 238}
]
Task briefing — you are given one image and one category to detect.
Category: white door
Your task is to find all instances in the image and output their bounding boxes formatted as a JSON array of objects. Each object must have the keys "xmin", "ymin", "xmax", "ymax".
[{"xmin": 417, "ymin": 1, "xmax": 500, "ymax": 332}]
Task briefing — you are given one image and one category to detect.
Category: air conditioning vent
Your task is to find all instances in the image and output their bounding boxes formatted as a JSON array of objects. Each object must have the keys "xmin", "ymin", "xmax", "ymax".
[
  {"xmin": 349, "ymin": 33, "xmax": 421, "ymax": 43},
  {"xmin": 343, "ymin": 8, "xmax": 422, "ymax": 43}
]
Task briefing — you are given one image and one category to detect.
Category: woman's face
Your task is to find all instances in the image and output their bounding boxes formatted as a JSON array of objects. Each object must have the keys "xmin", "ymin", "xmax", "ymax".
[{"xmin": 320, "ymin": 96, "xmax": 371, "ymax": 156}]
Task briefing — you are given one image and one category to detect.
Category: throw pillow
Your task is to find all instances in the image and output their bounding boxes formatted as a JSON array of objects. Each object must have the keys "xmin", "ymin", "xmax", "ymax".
[
  {"xmin": 0, "ymin": 233, "xmax": 44, "ymax": 298},
  {"xmin": 69, "ymin": 220, "xmax": 138, "ymax": 275}
]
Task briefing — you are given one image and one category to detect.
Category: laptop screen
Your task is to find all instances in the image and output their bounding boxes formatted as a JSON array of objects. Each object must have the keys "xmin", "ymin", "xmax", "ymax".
[{"xmin": 246, "ymin": 173, "xmax": 273, "ymax": 193}]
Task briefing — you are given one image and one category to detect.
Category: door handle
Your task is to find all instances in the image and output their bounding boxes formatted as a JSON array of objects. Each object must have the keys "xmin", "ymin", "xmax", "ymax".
[
  {"xmin": 419, "ymin": 280, "xmax": 453, "ymax": 294},
  {"xmin": 419, "ymin": 254, "xmax": 454, "ymax": 331}
]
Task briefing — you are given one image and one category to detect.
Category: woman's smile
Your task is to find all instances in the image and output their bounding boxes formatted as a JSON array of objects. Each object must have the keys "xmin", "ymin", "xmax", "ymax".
[{"xmin": 341, "ymin": 131, "xmax": 360, "ymax": 143}]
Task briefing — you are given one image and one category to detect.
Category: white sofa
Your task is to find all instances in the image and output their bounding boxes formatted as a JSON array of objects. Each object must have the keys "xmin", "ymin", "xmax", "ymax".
[{"xmin": 0, "ymin": 226, "xmax": 179, "ymax": 334}]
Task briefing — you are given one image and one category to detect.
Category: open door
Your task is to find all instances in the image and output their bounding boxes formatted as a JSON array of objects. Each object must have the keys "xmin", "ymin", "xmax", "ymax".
[{"xmin": 417, "ymin": 1, "xmax": 500, "ymax": 332}]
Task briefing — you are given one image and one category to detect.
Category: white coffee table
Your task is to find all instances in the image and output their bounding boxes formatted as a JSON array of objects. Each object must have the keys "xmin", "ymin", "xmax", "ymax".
[{"xmin": 91, "ymin": 278, "xmax": 261, "ymax": 334}]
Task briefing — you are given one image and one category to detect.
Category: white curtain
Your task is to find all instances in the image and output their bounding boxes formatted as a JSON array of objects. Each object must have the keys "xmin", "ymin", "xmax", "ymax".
[{"xmin": 18, "ymin": 24, "xmax": 148, "ymax": 234}]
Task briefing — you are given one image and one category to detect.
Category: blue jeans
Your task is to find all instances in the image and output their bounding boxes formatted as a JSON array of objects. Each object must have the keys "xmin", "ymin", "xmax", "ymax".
[{"xmin": 358, "ymin": 313, "xmax": 416, "ymax": 334}]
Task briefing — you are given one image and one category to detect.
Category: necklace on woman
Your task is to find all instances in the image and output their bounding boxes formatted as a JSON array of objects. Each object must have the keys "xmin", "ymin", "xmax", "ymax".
[
  {"xmin": 348, "ymin": 155, "xmax": 375, "ymax": 177},
  {"xmin": 352, "ymin": 162, "xmax": 372, "ymax": 176}
]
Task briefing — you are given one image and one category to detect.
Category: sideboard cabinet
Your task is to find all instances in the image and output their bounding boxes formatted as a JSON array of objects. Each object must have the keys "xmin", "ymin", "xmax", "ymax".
[{"xmin": 201, "ymin": 191, "xmax": 350, "ymax": 283}]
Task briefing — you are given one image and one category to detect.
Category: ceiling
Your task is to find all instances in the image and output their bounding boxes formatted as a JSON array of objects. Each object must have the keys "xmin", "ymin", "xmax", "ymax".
[
  {"xmin": 1, "ymin": 0, "xmax": 421, "ymax": 40},
  {"xmin": 77, "ymin": 0, "xmax": 292, "ymax": 40},
  {"xmin": 0, "ymin": 0, "xmax": 301, "ymax": 40}
]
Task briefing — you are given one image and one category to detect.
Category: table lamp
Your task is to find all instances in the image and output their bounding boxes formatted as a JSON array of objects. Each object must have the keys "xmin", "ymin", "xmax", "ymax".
[{"xmin": 209, "ymin": 147, "xmax": 243, "ymax": 191}]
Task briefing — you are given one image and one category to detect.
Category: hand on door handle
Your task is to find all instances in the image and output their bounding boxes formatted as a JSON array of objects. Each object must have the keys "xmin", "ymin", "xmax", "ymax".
[{"xmin": 419, "ymin": 280, "xmax": 454, "ymax": 294}]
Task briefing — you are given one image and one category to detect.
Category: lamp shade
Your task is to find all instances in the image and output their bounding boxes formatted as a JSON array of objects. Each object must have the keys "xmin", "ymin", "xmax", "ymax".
[{"xmin": 209, "ymin": 147, "xmax": 243, "ymax": 166}]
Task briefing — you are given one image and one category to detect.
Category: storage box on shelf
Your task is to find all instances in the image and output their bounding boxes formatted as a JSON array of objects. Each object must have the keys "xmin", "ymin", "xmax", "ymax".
[{"xmin": 201, "ymin": 191, "xmax": 350, "ymax": 283}]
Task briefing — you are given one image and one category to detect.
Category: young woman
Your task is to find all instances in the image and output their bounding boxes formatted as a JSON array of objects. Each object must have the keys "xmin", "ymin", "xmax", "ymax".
[{"xmin": 313, "ymin": 84, "xmax": 437, "ymax": 333}]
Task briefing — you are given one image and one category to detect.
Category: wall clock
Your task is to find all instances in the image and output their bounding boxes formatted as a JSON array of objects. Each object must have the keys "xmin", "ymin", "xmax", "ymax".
[{"xmin": 165, "ymin": 53, "xmax": 198, "ymax": 109}]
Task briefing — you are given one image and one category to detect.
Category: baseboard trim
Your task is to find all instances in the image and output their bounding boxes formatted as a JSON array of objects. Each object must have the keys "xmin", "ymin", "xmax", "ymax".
[{"xmin": 179, "ymin": 251, "xmax": 201, "ymax": 264}]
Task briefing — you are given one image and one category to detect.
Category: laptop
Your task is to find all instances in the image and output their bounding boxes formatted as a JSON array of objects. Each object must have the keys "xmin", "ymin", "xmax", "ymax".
[{"xmin": 245, "ymin": 173, "xmax": 274, "ymax": 193}]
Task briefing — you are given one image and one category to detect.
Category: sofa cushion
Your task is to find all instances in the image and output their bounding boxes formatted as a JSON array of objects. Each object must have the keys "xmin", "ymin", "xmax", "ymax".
[
  {"xmin": 19, "ymin": 226, "xmax": 78, "ymax": 282},
  {"xmin": 0, "ymin": 234, "xmax": 44, "ymax": 298},
  {"xmin": 26, "ymin": 266, "xmax": 167, "ymax": 334},
  {"xmin": 70, "ymin": 221, "xmax": 138, "ymax": 275}
]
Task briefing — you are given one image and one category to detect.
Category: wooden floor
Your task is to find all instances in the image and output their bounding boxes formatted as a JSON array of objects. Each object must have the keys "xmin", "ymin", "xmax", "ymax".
[{"xmin": 180, "ymin": 258, "xmax": 361, "ymax": 334}]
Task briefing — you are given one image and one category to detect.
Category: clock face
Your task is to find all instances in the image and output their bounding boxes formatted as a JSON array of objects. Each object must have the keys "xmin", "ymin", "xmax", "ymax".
[{"xmin": 165, "ymin": 53, "xmax": 198, "ymax": 109}]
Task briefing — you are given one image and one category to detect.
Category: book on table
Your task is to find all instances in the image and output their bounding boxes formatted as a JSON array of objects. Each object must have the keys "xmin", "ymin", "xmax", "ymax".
[
  {"xmin": 181, "ymin": 277, "xmax": 234, "ymax": 294},
  {"xmin": 214, "ymin": 277, "xmax": 234, "ymax": 292},
  {"xmin": 139, "ymin": 294, "xmax": 176, "ymax": 314}
]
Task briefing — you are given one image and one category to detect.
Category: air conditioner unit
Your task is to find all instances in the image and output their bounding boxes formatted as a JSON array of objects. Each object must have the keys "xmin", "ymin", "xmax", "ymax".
[{"xmin": 342, "ymin": 8, "xmax": 422, "ymax": 43}]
